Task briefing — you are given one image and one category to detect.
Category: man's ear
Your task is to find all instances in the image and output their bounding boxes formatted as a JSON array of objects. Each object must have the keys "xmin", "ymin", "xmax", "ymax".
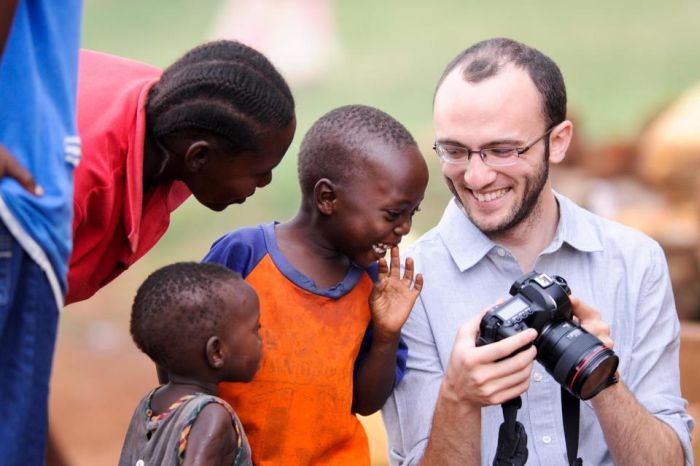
[
  {"xmin": 314, "ymin": 178, "xmax": 337, "ymax": 215},
  {"xmin": 205, "ymin": 336, "xmax": 224, "ymax": 369},
  {"xmin": 548, "ymin": 120, "xmax": 573, "ymax": 165},
  {"xmin": 183, "ymin": 141, "xmax": 211, "ymax": 173}
]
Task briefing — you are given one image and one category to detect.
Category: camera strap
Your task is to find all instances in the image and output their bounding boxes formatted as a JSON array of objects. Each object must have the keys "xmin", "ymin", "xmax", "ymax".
[
  {"xmin": 561, "ymin": 387, "xmax": 583, "ymax": 466},
  {"xmin": 494, "ymin": 392, "xmax": 582, "ymax": 466},
  {"xmin": 493, "ymin": 396, "xmax": 528, "ymax": 466}
]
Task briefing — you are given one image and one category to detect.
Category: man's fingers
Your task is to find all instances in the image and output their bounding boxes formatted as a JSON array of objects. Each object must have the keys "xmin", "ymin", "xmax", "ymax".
[
  {"xmin": 474, "ymin": 329, "xmax": 538, "ymax": 363},
  {"xmin": 0, "ymin": 145, "xmax": 41, "ymax": 195},
  {"xmin": 480, "ymin": 361, "xmax": 534, "ymax": 404},
  {"xmin": 570, "ymin": 295, "xmax": 613, "ymax": 346},
  {"xmin": 489, "ymin": 378, "xmax": 533, "ymax": 406},
  {"xmin": 487, "ymin": 344, "xmax": 537, "ymax": 379},
  {"xmin": 570, "ymin": 295, "xmax": 597, "ymax": 319}
]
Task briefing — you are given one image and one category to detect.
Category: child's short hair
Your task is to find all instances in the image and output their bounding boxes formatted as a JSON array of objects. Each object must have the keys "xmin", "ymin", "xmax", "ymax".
[
  {"xmin": 297, "ymin": 104, "xmax": 417, "ymax": 196},
  {"xmin": 130, "ymin": 262, "xmax": 242, "ymax": 370},
  {"xmin": 146, "ymin": 40, "xmax": 295, "ymax": 152}
]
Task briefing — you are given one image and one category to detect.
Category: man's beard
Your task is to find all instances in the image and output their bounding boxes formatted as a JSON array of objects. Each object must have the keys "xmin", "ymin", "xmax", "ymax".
[{"xmin": 446, "ymin": 149, "xmax": 549, "ymax": 235}]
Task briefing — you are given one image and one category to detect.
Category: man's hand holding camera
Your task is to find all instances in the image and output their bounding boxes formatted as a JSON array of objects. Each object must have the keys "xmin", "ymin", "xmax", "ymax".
[
  {"xmin": 570, "ymin": 295, "xmax": 614, "ymax": 350},
  {"xmin": 442, "ymin": 309, "xmax": 537, "ymax": 408}
]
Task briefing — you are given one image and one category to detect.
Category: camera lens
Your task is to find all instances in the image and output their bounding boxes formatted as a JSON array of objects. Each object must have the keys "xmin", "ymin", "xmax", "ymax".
[
  {"xmin": 578, "ymin": 350, "xmax": 618, "ymax": 399},
  {"xmin": 537, "ymin": 320, "xmax": 619, "ymax": 400}
]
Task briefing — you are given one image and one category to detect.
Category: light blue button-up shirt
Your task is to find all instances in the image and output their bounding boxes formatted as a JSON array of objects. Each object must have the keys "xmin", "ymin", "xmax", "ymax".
[{"xmin": 382, "ymin": 192, "xmax": 694, "ymax": 465}]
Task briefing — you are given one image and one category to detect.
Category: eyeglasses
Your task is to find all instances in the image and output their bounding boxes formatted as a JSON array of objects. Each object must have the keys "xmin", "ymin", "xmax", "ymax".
[{"xmin": 432, "ymin": 126, "xmax": 555, "ymax": 167}]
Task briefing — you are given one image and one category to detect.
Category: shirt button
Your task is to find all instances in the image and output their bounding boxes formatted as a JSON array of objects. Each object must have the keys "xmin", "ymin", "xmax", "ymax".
[
  {"xmin": 496, "ymin": 248, "xmax": 506, "ymax": 257},
  {"xmin": 533, "ymin": 372, "xmax": 543, "ymax": 382},
  {"xmin": 542, "ymin": 435, "xmax": 552, "ymax": 444}
]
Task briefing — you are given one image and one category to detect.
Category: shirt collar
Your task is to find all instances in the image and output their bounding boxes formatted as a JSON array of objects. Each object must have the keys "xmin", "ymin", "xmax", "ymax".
[
  {"xmin": 548, "ymin": 191, "xmax": 604, "ymax": 254},
  {"xmin": 437, "ymin": 192, "xmax": 604, "ymax": 272},
  {"xmin": 437, "ymin": 198, "xmax": 495, "ymax": 272}
]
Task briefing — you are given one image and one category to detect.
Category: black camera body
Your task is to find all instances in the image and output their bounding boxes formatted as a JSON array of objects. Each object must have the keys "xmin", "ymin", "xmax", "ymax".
[
  {"xmin": 478, "ymin": 272, "xmax": 572, "ymax": 345},
  {"xmin": 478, "ymin": 271, "xmax": 618, "ymax": 400}
]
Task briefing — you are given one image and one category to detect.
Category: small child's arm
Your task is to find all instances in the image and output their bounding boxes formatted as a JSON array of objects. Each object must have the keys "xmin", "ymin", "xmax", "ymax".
[
  {"xmin": 181, "ymin": 403, "xmax": 238, "ymax": 466},
  {"xmin": 352, "ymin": 246, "xmax": 422, "ymax": 415}
]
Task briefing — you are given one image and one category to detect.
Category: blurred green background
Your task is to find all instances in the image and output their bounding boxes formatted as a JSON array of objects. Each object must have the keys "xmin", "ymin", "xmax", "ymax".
[
  {"xmin": 80, "ymin": 0, "xmax": 700, "ymax": 251},
  {"xmin": 54, "ymin": 1, "xmax": 700, "ymax": 464}
]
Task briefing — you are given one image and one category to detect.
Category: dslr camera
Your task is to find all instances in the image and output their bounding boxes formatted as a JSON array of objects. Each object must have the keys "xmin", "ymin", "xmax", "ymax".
[{"xmin": 478, "ymin": 271, "xmax": 618, "ymax": 400}]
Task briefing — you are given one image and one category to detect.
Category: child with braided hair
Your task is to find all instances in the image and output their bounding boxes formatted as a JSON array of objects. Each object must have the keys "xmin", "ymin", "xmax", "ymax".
[{"xmin": 66, "ymin": 40, "xmax": 296, "ymax": 304}]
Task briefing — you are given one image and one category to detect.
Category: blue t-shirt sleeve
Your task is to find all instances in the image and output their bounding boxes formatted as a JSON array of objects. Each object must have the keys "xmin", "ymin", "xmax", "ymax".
[
  {"xmin": 354, "ymin": 325, "xmax": 409, "ymax": 387},
  {"xmin": 202, "ymin": 226, "xmax": 267, "ymax": 278},
  {"xmin": 354, "ymin": 261, "xmax": 409, "ymax": 387}
]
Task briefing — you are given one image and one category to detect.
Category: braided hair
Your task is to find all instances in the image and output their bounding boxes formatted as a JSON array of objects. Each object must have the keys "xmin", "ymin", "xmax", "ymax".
[{"xmin": 146, "ymin": 40, "xmax": 295, "ymax": 153}]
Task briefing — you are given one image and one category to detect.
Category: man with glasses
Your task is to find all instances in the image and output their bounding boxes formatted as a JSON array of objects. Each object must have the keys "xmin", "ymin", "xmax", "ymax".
[{"xmin": 382, "ymin": 38, "xmax": 693, "ymax": 466}]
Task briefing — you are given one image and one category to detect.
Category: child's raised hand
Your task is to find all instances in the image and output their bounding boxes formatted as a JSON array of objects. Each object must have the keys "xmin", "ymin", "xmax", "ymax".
[{"xmin": 369, "ymin": 246, "xmax": 423, "ymax": 339}]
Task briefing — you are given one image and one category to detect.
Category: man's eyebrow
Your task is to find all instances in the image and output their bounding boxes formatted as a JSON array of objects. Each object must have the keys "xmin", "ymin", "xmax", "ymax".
[{"xmin": 436, "ymin": 137, "xmax": 524, "ymax": 147}]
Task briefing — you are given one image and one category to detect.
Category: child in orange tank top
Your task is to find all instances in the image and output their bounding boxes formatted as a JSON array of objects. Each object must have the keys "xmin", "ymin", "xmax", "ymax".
[{"xmin": 204, "ymin": 105, "xmax": 429, "ymax": 465}]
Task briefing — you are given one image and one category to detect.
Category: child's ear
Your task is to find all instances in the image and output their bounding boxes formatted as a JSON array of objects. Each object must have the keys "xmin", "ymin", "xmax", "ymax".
[
  {"xmin": 183, "ymin": 140, "xmax": 211, "ymax": 173},
  {"xmin": 205, "ymin": 336, "xmax": 224, "ymax": 369},
  {"xmin": 314, "ymin": 178, "xmax": 337, "ymax": 215}
]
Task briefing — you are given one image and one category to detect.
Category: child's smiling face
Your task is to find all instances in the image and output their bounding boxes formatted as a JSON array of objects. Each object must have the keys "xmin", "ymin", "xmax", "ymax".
[
  {"xmin": 185, "ymin": 121, "xmax": 296, "ymax": 212},
  {"xmin": 327, "ymin": 143, "xmax": 429, "ymax": 267}
]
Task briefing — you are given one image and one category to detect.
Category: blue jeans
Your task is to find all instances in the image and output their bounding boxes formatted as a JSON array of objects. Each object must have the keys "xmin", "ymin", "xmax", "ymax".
[{"xmin": 0, "ymin": 222, "xmax": 59, "ymax": 465}]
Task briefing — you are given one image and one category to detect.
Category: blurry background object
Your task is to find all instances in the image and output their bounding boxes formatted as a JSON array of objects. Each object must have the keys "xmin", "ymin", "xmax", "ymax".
[
  {"xmin": 52, "ymin": 1, "xmax": 700, "ymax": 464},
  {"xmin": 638, "ymin": 82, "xmax": 700, "ymax": 203},
  {"xmin": 209, "ymin": 0, "xmax": 341, "ymax": 87}
]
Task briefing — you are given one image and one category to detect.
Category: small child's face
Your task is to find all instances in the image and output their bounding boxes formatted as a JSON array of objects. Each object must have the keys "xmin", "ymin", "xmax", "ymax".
[
  {"xmin": 220, "ymin": 281, "xmax": 262, "ymax": 382},
  {"xmin": 187, "ymin": 121, "xmax": 295, "ymax": 211},
  {"xmin": 330, "ymin": 145, "xmax": 429, "ymax": 267}
]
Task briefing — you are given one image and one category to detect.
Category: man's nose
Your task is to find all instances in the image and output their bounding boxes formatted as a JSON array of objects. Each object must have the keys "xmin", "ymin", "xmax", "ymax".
[{"xmin": 463, "ymin": 155, "xmax": 497, "ymax": 189}]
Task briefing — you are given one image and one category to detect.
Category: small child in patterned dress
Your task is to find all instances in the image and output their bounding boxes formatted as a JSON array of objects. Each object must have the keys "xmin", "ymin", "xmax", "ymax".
[{"xmin": 119, "ymin": 262, "xmax": 261, "ymax": 466}]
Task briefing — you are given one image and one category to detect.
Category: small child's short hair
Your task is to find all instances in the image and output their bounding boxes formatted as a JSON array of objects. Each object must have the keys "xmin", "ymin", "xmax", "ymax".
[
  {"xmin": 297, "ymin": 104, "xmax": 417, "ymax": 196},
  {"xmin": 130, "ymin": 262, "xmax": 241, "ymax": 370}
]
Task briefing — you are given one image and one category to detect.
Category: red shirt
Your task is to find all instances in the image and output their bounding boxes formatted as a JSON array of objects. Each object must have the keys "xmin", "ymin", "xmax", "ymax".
[{"xmin": 66, "ymin": 50, "xmax": 191, "ymax": 304}]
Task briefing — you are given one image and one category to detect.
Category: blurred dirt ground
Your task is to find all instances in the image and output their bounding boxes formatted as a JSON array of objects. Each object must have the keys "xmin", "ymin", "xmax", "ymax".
[{"xmin": 50, "ymin": 272, "xmax": 699, "ymax": 466}]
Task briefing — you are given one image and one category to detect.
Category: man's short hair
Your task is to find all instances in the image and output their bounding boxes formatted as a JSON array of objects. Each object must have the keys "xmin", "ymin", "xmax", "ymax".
[
  {"xmin": 435, "ymin": 38, "xmax": 567, "ymax": 129},
  {"xmin": 130, "ymin": 262, "xmax": 241, "ymax": 370},
  {"xmin": 297, "ymin": 104, "xmax": 417, "ymax": 196}
]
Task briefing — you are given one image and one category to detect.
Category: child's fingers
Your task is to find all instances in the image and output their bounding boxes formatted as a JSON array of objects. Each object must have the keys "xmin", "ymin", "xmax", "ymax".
[
  {"xmin": 413, "ymin": 273, "xmax": 424, "ymax": 293},
  {"xmin": 377, "ymin": 257, "xmax": 389, "ymax": 280},
  {"xmin": 402, "ymin": 256, "xmax": 415, "ymax": 282},
  {"xmin": 388, "ymin": 246, "xmax": 400, "ymax": 276}
]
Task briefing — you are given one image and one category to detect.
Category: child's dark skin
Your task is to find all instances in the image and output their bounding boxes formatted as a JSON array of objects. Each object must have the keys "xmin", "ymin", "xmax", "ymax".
[
  {"xmin": 275, "ymin": 141, "xmax": 429, "ymax": 414},
  {"xmin": 142, "ymin": 122, "xmax": 295, "ymax": 211},
  {"xmin": 152, "ymin": 279, "xmax": 262, "ymax": 466}
]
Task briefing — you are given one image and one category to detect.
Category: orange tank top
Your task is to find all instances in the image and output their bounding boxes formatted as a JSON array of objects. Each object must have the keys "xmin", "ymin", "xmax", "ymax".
[{"xmin": 210, "ymin": 225, "xmax": 373, "ymax": 465}]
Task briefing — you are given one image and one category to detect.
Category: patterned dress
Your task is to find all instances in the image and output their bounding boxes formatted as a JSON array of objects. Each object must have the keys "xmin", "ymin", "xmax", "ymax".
[{"xmin": 119, "ymin": 389, "xmax": 252, "ymax": 466}]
